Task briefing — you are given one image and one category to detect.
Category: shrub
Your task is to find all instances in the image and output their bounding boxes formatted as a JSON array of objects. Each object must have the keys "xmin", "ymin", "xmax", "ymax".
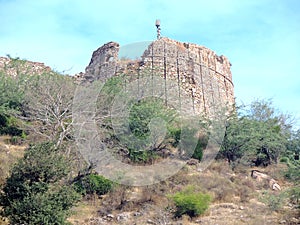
[
  {"xmin": 74, "ymin": 174, "xmax": 113, "ymax": 196},
  {"xmin": 170, "ymin": 126, "xmax": 206, "ymax": 161},
  {"xmin": 125, "ymin": 98, "xmax": 179, "ymax": 163},
  {"xmin": 260, "ymin": 191, "xmax": 287, "ymax": 211},
  {"xmin": 192, "ymin": 140, "xmax": 204, "ymax": 161},
  {"xmin": 170, "ymin": 186, "xmax": 211, "ymax": 217},
  {"xmin": 284, "ymin": 164, "xmax": 300, "ymax": 182},
  {"xmin": 0, "ymin": 142, "xmax": 79, "ymax": 224},
  {"xmin": 287, "ymin": 186, "xmax": 300, "ymax": 208},
  {"xmin": 196, "ymin": 172, "xmax": 236, "ymax": 203},
  {"xmin": 0, "ymin": 114, "xmax": 23, "ymax": 137},
  {"xmin": 128, "ymin": 149, "xmax": 158, "ymax": 163},
  {"xmin": 280, "ymin": 156, "xmax": 290, "ymax": 164},
  {"xmin": 168, "ymin": 126, "xmax": 181, "ymax": 147}
]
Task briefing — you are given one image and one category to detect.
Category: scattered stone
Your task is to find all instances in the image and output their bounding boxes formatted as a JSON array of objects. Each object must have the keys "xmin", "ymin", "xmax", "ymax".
[
  {"xmin": 269, "ymin": 179, "xmax": 281, "ymax": 191},
  {"xmin": 239, "ymin": 206, "xmax": 244, "ymax": 210},
  {"xmin": 124, "ymin": 187, "xmax": 150, "ymax": 203},
  {"xmin": 187, "ymin": 158, "xmax": 199, "ymax": 165},
  {"xmin": 147, "ymin": 219, "xmax": 156, "ymax": 224},
  {"xmin": 107, "ymin": 214, "xmax": 114, "ymax": 219},
  {"xmin": 133, "ymin": 211, "xmax": 142, "ymax": 217},
  {"xmin": 290, "ymin": 217, "xmax": 299, "ymax": 224},
  {"xmin": 251, "ymin": 170, "xmax": 269, "ymax": 181},
  {"xmin": 87, "ymin": 217, "xmax": 106, "ymax": 225},
  {"xmin": 117, "ymin": 212, "xmax": 131, "ymax": 221}
]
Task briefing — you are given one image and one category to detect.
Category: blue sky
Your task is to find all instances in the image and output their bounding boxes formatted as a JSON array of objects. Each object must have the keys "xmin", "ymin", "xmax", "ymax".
[{"xmin": 0, "ymin": 0, "xmax": 299, "ymax": 127}]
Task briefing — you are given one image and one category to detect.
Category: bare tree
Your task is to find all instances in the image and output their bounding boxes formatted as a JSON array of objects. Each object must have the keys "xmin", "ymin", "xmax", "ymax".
[{"xmin": 22, "ymin": 73, "xmax": 76, "ymax": 147}]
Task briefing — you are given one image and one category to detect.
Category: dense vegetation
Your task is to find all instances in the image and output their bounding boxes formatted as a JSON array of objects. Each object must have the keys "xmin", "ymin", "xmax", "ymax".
[
  {"xmin": 220, "ymin": 99, "xmax": 294, "ymax": 167},
  {"xmin": 0, "ymin": 142, "xmax": 79, "ymax": 224},
  {"xmin": 96, "ymin": 75, "xmax": 208, "ymax": 164},
  {"xmin": 0, "ymin": 58, "xmax": 299, "ymax": 223},
  {"xmin": 74, "ymin": 174, "xmax": 113, "ymax": 196},
  {"xmin": 0, "ymin": 63, "xmax": 79, "ymax": 224}
]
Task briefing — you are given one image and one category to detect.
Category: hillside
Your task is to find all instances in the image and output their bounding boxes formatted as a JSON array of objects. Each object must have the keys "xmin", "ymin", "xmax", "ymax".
[
  {"xmin": 67, "ymin": 161, "xmax": 298, "ymax": 225},
  {"xmin": 0, "ymin": 52, "xmax": 299, "ymax": 224},
  {"xmin": 0, "ymin": 136, "xmax": 298, "ymax": 224}
]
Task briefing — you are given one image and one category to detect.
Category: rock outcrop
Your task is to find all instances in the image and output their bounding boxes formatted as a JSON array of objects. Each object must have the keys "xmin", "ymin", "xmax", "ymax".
[{"xmin": 251, "ymin": 170, "xmax": 281, "ymax": 191}]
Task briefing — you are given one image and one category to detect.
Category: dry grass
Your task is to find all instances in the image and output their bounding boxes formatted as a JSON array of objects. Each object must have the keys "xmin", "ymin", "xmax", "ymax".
[
  {"xmin": 59, "ymin": 159, "xmax": 300, "ymax": 224},
  {"xmin": 0, "ymin": 135, "xmax": 26, "ymax": 184},
  {"xmin": 36, "ymin": 159, "xmax": 300, "ymax": 224},
  {"xmin": 68, "ymin": 198, "xmax": 102, "ymax": 225}
]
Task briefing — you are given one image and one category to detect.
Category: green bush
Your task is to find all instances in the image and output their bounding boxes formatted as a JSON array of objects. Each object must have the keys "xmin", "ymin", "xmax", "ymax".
[
  {"xmin": 284, "ymin": 164, "xmax": 300, "ymax": 182},
  {"xmin": 126, "ymin": 98, "xmax": 178, "ymax": 163},
  {"xmin": 0, "ymin": 114, "xmax": 23, "ymax": 137},
  {"xmin": 170, "ymin": 186, "xmax": 211, "ymax": 217},
  {"xmin": 168, "ymin": 123, "xmax": 208, "ymax": 161},
  {"xmin": 0, "ymin": 142, "xmax": 79, "ymax": 224},
  {"xmin": 191, "ymin": 136, "xmax": 207, "ymax": 160},
  {"xmin": 128, "ymin": 149, "xmax": 158, "ymax": 163},
  {"xmin": 168, "ymin": 126, "xmax": 181, "ymax": 147},
  {"xmin": 74, "ymin": 174, "xmax": 113, "ymax": 196},
  {"xmin": 279, "ymin": 156, "xmax": 290, "ymax": 164}
]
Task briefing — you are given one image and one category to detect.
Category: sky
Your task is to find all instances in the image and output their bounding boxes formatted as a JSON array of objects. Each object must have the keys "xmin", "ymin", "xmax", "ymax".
[{"xmin": 0, "ymin": 0, "xmax": 299, "ymax": 127}]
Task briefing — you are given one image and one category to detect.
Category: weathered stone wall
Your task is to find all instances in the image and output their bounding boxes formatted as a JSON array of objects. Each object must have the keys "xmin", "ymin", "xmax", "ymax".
[
  {"xmin": 83, "ymin": 38, "xmax": 234, "ymax": 115},
  {"xmin": 0, "ymin": 57, "xmax": 52, "ymax": 77},
  {"xmin": 84, "ymin": 42, "xmax": 119, "ymax": 82}
]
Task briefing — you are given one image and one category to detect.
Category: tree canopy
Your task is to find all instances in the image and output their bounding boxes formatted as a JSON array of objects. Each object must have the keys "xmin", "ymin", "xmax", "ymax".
[{"xmin": 220, "ymin": 99, "xmax": 293, "ymax": 168}]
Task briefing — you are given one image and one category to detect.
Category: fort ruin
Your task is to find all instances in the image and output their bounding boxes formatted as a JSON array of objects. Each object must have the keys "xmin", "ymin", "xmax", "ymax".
[{"xmin": 81, "ymin": 37, "xmax": 234, "ymax": 115}]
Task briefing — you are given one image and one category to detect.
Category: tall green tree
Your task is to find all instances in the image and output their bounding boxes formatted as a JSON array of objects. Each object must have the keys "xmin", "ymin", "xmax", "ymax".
[
  {"xmin": 220, "ymin": 99, "xmax": 291, "ymax": 167},
  {"xmin": 0, "ymin": 142, "xmax": 79, "ymax": 224}
]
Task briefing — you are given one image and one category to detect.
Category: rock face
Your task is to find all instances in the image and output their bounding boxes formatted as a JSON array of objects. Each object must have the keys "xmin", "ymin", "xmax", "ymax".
[
  {"xmin": 82, "ymin": 37, "xmax": 235, "ymax": 115},
  {"xmin": 0, "ymin": 57, "xmax": 52, "ymax": 77},
  {"xmin": 84, "ymin": 42, "xmax": 119, "ymax": 82}
]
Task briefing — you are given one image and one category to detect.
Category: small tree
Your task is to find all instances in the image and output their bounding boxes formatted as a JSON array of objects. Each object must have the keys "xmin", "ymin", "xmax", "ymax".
[{"xmin": 0, "ymin": 142, "xmax": 80, "ymax": 224}]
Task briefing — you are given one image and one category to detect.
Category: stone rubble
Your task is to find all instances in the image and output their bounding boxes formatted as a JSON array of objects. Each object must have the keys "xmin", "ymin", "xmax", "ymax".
[{"xmin": 0, "ymin": 56, "xmax": 52, "ymax": 77}]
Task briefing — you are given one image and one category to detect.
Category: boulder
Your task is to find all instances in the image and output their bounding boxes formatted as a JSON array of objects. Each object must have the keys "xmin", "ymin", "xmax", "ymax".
[{"xmin": 251, "ymin": 170, "xmax": 281, "ymax": 191}]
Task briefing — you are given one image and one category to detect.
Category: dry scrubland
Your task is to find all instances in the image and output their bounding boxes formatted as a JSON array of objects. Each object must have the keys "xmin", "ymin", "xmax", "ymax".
[
  {"xmin": 68, "ymin": 162, "xmax": 299, "ymax": 225},
  {"xmin": 1, "ymin": 136, "xmax": 298, "ymax": 225}
]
